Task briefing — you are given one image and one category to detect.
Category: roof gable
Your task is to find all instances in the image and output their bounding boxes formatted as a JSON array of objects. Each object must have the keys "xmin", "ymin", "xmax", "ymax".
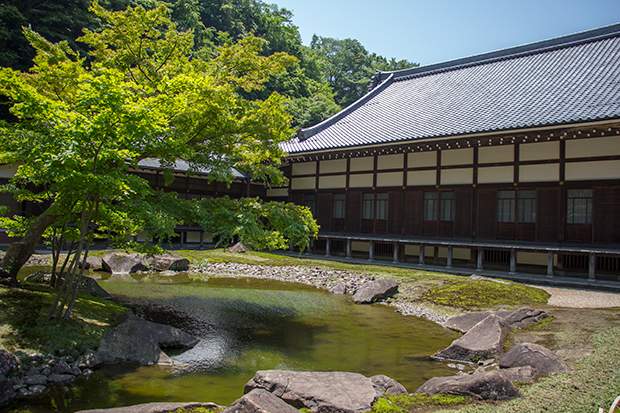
[{"xmin": 284, "ymin": 23, "xmax": 620, "ymax": 154}]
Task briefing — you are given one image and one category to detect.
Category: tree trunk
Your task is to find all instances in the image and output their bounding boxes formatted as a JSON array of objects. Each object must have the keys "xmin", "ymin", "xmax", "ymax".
[{"xmin": 0, "ymin": 212, "xmax": 57, "ymax": 286}]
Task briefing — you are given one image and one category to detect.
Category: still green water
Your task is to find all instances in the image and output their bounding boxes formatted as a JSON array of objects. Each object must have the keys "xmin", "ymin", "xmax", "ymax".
[{"xmin": 8, "ymin": 273, "xmax": 461, "ymax": 412}]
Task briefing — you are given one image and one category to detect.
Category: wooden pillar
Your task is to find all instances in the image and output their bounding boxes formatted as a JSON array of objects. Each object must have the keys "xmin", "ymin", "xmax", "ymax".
[
  {"xmin": 346, "ymin": 239, "xmax": 352, "ymax": 259},
  {"xmin": 547, "ymin": 252, "xmax": 554, "ymax": 277},
  {"xmin": 199, "ymin": 231, "xmax": 204, "ymax": 250},
  {"xmin": 305, "ymin": 242, "xmax": 312, "ymax": 255},
  {"xmin": 368, "ymin": 240, "xmax": 375, "ymax": 261},
  {"xmin": 446, "ymin": 246, "xmax": 453, "ymax": 269},
  {"xmin": 419, "ymin": 244, "xmax": 425, "ymax": 265},
  {"xmin": 392, "ymin": 243, "xmax": 399, "ymax": 264},
  {"xmin": 477, "ymin": 248, "xmax": 484, "ymax": 270},
  {"xmin": 325, "ymin": 238, "xmax": 331, "ymax": 257},
  {"xmin": 510, "ymin": 249, "xmax": 517, "ymax": 274},
  {"xmin": 179, "ymin": 231, "xmax": 184, "ymax": 248},
  {"xmin": 589, "ymin": 252, "xmax": 596, "ymax": 280}
]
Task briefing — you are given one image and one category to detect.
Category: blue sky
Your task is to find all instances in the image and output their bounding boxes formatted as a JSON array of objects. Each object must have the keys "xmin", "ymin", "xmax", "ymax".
[{"xmin": 272, "ymin": 0, "xmax": 620, "ymax": 67}]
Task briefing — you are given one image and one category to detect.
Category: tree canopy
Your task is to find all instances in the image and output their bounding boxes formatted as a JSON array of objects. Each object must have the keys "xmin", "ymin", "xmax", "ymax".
[{"xmin": 0, "ymin": 2, "xmax": 318, "ymax": 317}]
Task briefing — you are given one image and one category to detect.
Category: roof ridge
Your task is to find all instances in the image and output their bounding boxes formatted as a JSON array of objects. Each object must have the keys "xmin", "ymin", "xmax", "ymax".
[
  {"xmin": 370, "ymin": 22, "xmax": 620, "ymax": 87},
  {"xmin": 296, "ymin": 73, "xmax": 395, "ymax": 141}
]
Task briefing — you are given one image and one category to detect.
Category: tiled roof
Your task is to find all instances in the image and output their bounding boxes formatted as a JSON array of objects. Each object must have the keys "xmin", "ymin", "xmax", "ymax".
[
  {"xmin": 135, "ymin": 159, "xmax": 247, "ymax": 179},
  {"xmin": 283, "ymin": 23, "xmax": 620, "ymax": 154}
]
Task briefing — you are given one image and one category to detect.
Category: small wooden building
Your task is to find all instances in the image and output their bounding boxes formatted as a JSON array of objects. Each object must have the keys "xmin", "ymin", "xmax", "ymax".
[{"xmin": 271, "ymin": 24, "xmax": 620, "ymax": 280}]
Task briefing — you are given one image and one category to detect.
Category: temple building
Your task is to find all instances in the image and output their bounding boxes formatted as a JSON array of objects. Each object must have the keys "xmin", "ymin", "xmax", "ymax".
[{"xmin": 268, "ymin": 23, "xmax": 620, "ymax": 280}]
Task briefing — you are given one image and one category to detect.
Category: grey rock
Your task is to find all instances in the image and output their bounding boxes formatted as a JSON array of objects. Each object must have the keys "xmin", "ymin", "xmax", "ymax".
[
  {"xmin": 0, "ymin": 350, "xmax": 19, "ymax": 376},
  {"xmin": 75, "ymin": 349, "xmax": 103, "ymax": 370},
  {"xmin": 117, "ymin": 313, "xmax": 200, "ymax": 349},
  {"xmin": 40, "ymin": 366, "xmax": 51, "ymax": 376},
  {"xmin": 224, "ymin": 388, "xmax": 300, "ymax": 413},
  {"xmin": 70, "ymin": 366, "xmax": 82, "ymax": 376},
  {"xmin": 245, "ymin": 370, "xmax": 377, "ymax": 413},
  {"xmin": 0, "ymin": 374, "xmax": 16, "ymax": 406},
  {"xmin": 77, "ymin": 276, "xmax": 112, "ymax": 299},
  {"xmin": 48, "ymin": 374, "xmax": 75, "ymax": 385},
  {"xmin": 16, "ymin": 387, "xmax": 32, "ymax": 397},
  {"xmin": 28, "ymin": 384, "xmax": 46, "ymax": 395},
  {"xmin": 352, "ymin": 278, "xmax": 398, "ymax": 304},
  {"xmin": 146, "ymin": 254, "xmax": 190, "ymax": 272},
  {"xmin": 330, "ymin": 283, "xmax": 347, "ymax": 294},
  {"xmin": 96, "ymin": 317, "xmax": 173, "ymax": 366},
  {"xmin": 433, "ymin": 315, "xmax": 511, "ymax": 363},
  {"xmin": 497, "ymin": 366, "xmax": 538, "ymax": 383},
  {"xmin": 443, "ymin": 307, "xmax": 548, "ymax": 333},
  {"xmin": 80, "ymin": 256, "xmax": 103, "ymax": 270},
  {"xmin": 51, "ymin": 360, "xmax": 72, "ymax": 375},
  {"xmin": 499, "ymin": 343, "xmax": 570, "ymax": 375},
  {"xmin": 370, "ymin": 375, "xmax": 407, "ymax": 397},
  {"xmin": 81, "ymin": 369, "xmax": 93, "ymax": 377},
  {"xmin": 101, "ymin": 253, "xmax": 147, "ymax": 275},
  {"xmin": 501, "ymin": 308, "xmax": 549, "ymax": 330},
  {"xmin": 228, "ymin": 242, "xmax": 251, "ymax": 253},
  {"xmin": 25, "ymin": 374, "xmax": 48, "ymax": 386},
  {"xmin": 73, "ymin": 402, "xmax": 222, "ymax": 413},
  {"xmin": 415, "ymin": 370, "xmax": 522, "ymax": 401}
]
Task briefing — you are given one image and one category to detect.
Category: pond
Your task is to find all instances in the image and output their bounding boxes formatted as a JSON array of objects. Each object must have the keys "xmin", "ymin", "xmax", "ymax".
[{"xmin": 6, "ymin": 272, "xmax": 461, "ymax": 412}]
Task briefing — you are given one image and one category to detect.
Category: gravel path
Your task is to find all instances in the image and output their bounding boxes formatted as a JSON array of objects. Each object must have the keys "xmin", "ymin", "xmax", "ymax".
[{"xmin": 529, "ymin": 285, "xmax": 620, "ymax": 308}]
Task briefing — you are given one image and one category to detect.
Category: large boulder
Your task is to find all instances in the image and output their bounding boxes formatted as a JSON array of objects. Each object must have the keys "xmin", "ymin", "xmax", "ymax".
[
  {"xmin": 0, "ymin": 374, "xmax": 15, "ymax": 407},
  {"xmin": 146, "ymin": 254, "xmax": 189, "ymax": 272},
  {"xmin": 497, "ymin": 366, "xmax": 538, "ymax": 384},
  {"xmin": 352, "ymin": 279, "xmax": 398, "ymax": 304},
  {"xmin": 117, "ymin": 313, "xmax": 199, "ymax": 349},
  {"xmin": 245, "ymin": 370, "xmax": 377, "ymax": 413},
  {"xmin": 224, "ymin": 388, "xmax": 300, "ymax": 413},
  {"xmin": 80, "ymin": 256, "xmax": 103, "ymax": 270},
  {"xmin": 443, "ymin": 307, "xmax": 548, "ymax": 333},
  {"xmin": 370, "ymin": 375, "xmax": 407, "ymax": 397},
  {"xmin": 433, "ymin": 315, "xmax": 511, "ymax": 363},
  {"xmin": 101, "ymin": 253, "xmax": 147, "ymax": 275},
  {"xmin": 96, "ymin": 317, "xmax": 173, "ymax": 365},
  {"xmin": 499, "ymin": 343, "xmax": 570, "ymax": 375},
  {"xmin": 415, "ymin": 370, "xmax": 522, "ymax": 401},
  {"xmin": 75, "ymin": 402, "xmax": 222, "ymax": 413}
]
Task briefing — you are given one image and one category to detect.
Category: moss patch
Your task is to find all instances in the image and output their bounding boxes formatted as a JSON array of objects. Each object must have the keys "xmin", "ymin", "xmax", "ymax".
[
  {"xmin": 372, "ymin": 393, "xmax": 471, "ymax": 413},
  {"xmin": 0, "ymin": 284, "xmax": 127, "ymax": 353},
  {"xmin": 421, "ymin": 279, "xmax": 550, "ymax": 311}
]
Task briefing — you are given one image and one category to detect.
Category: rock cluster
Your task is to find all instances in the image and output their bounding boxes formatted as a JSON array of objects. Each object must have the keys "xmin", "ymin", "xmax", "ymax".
[
  {"xmin": 0, "ymin": 346, "xmax": 101, "ymax": 406},
  {"xmin": 101, "ymin": 253, "xmax": 189, "ymax": 275},
  {"xmin": 417, "ymin": 307, "xmax": 569, "ymax": 401}
]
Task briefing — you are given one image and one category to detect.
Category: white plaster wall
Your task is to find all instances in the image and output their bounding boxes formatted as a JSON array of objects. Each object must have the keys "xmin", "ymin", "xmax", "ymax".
[
  {"xmin": 186, "ymin": 232, "xmax": 202, "ymax": 243},
  {"xmin": 478, "ymin": 166, "xmax": 514, "ymax": 184},
  {"xmin": 519, "ymin": 164, "xmax": 559, "ymax": 182},
  {"xmin": 292, "ymin": 161, "xmax": 317, "ymax": 176},
  {"xmin": 319, "ymin": 159, "xmax": 347, "ymax": 174},
  {"xmin": 403, "ymin": 245, "xmax": 435, "ymax": 257},
  {"xmin": 352, "ymin": 241, "xmax": 370, "ymax": 252},
  {"xmin": 136, "ymin": 231, "xmax": 149, "ymax": 242},
  {"xmin": 441, "ymin": 148, "xmax": 473, "ymax": 166},
  {"xmin": 291, "ymin": 177, "xmax": 316, "ymax": 190},
  {"xmin": 565, "ymin": 160, "xmax": 620, "ymax": 181},
  {"xmin": 319, "ymin": 175, "xmax": 347, "ymax": 189},
  {"xmin": 479, "ymin": 145, "xmax": 514, "ymax": 164},
  {"xmin": 350, "ymin": 157, "xmax": 374, "ymax": 171},
  {"xmin": 376, "ymin": 172, "xmax": 403, "ymax": 187},
  {"xmin": 566, "ymin": 136, "xmax": 620, "ymax": 158},
  {"xmin": 349, "ymin": 173, "xmax": 373, "ymax": 188},
  {"xmin": 266, "ymin": 188, "xmax": 289, "ymax": 197},
  {"xmin": 407, "ymin": 170, "xmax": 436, "ymax": 186},
  {"xmin": 520, "ymin": 141, "xmax": 559, "ymax": 161},
  {"xmin": 378, "ymin": 154, "xmax": 404, "ymax": 170},
  {"xmin": 437, "ymin": 247, "xmax": 471, "ymax": 260},
  {"xmin": 408, "ymin": 151, "xmax": 436, "ymax": 168},
  {"xmin": 517, "ymin": 251, "xmax": 553, "ymax": 266},
  {"xmin": 0, "ymin": 165, "xmax": 18, "ymax": 178},
  {"xmin": 441, "ymin": 168, "xmax": 473, "ymax": 185}
]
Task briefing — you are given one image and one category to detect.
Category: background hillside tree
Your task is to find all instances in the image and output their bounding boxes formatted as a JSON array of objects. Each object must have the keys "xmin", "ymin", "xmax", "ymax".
[{"xmin": 0, "ymin": 3, "xmax": 318, "ymax": 316}]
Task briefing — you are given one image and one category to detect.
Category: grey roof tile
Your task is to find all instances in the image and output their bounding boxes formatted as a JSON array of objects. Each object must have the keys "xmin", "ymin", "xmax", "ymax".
[{"xmin": 284, "ymin": 24, "xmax": 620, "ymax": 154}]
